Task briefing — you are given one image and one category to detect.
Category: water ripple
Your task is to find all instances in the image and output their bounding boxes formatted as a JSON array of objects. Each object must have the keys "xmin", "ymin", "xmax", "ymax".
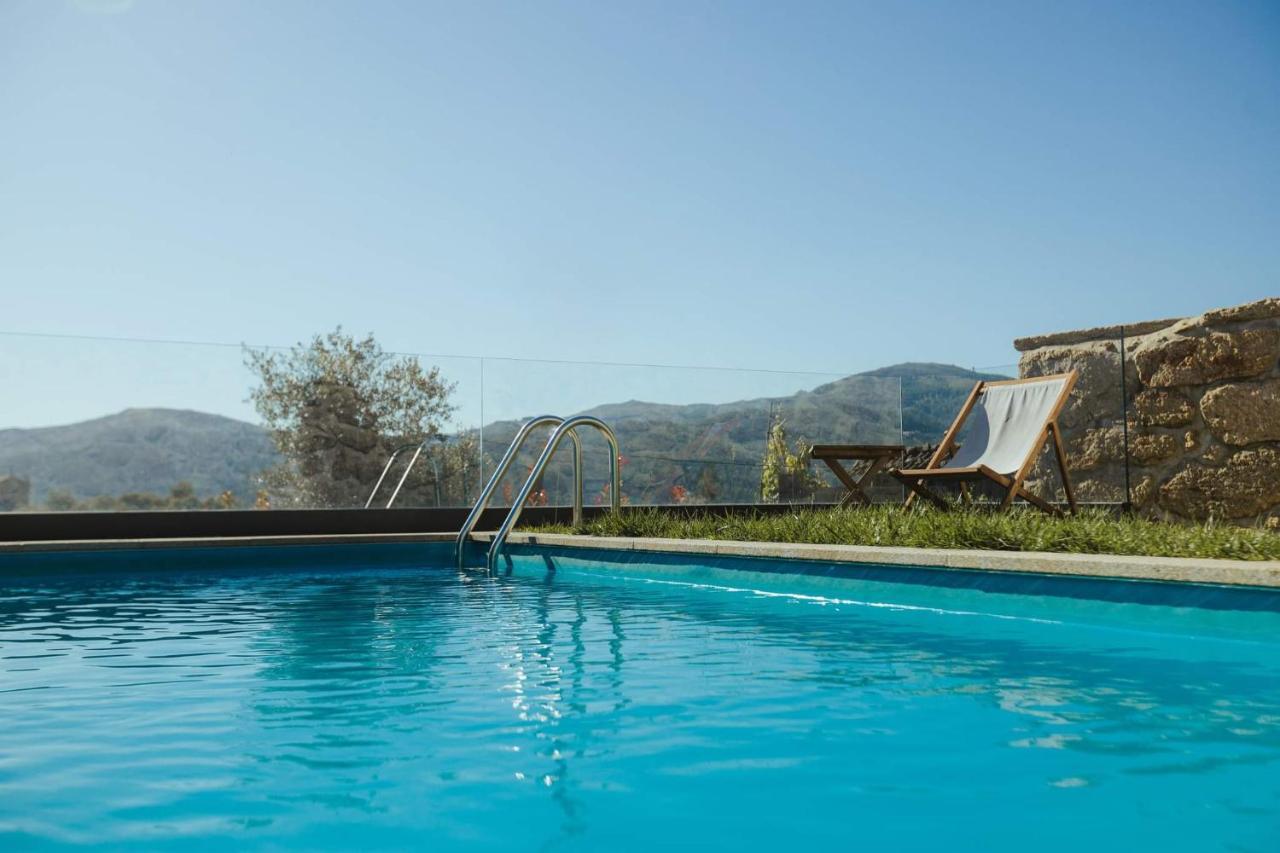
[{"xmin": 0, "ymin": 563, "xmax": 1277, "ymax": 851}]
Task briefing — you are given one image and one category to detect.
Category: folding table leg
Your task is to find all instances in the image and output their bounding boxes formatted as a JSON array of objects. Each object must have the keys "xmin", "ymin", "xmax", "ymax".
[{"xmin": 823, "ymin": 459, "xmax": 870, "ymax": 506}]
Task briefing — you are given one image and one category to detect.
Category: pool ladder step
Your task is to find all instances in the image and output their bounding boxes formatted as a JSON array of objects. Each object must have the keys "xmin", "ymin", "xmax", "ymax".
[{"xmin": 454, "ymin": 415, "xmax": 621, "ymax": 572}]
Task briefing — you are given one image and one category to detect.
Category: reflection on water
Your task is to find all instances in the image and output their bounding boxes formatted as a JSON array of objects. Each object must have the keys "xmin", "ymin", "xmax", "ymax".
[{"xmin": 1, "ymin": 561, "xmax": 1278, "ymax": 851}]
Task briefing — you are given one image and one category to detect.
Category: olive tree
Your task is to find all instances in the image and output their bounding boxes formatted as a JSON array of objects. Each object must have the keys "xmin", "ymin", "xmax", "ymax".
[{"xmin": 245, "ymin": 329, "xmax": 458, "ymax": 508}]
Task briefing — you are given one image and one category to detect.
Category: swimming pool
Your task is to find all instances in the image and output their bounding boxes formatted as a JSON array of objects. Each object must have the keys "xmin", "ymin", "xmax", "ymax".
[{"xmin": 2, "ymin": 542, "xmax": 1278, "ymax": 851}]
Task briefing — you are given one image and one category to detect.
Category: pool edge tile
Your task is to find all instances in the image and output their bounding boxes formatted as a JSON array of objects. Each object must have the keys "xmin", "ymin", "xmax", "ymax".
[{"xmin": 498, "ymin": 533, "xmax": 1280, "ymax": 589}]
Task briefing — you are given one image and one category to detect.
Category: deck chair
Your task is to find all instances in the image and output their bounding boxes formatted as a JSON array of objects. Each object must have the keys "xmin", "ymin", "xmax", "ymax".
[{"xmin": 891, "ymin": 372, "xmax": 1078, "ymax": 515}]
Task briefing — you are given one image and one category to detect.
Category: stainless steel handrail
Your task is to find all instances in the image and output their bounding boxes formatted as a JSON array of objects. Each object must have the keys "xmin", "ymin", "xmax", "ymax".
[
  {"xmin": 365, "ymin": 441, "xmax": 428, "ymax": 509},
  {"xmin": 486, "ymin": 415, "xmax": 620, "ymax": 572},
  {"xmin": 453, "ymin": 415, "xmax": 584, "ymax": 570}
]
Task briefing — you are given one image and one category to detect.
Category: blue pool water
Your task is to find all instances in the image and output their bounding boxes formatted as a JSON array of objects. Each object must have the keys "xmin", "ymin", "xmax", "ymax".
[{"xmin": 2, "ymin": 544, "xmax": 1279, "ymax": 851}]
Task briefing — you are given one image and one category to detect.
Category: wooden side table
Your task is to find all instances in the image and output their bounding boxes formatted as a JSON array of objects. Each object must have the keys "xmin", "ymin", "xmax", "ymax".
[{"xmin": 810, "ymin": 444, "xmax": 905, "ymax": 506}]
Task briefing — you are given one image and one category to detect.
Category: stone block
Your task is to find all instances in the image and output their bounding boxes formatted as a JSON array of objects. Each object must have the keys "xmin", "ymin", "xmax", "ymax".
[
  {"xmin": 1158, "ymin": 446, "xmax": 1280, "ymax": 520},
  {"xmin": 1067, "ymin": 426, "xmax": 1125, "ymax": 470},
  {"xmin": 1131, "ymin": 389, "xmax": 1194, "ymax": 427},
  {"xmin": 1132, "ymin": 328, "xmax": 1280, "ymax": 387},
  {"xmin": 1200, "ymin": 379, "xmax": 1280, "ymax": 446},
  {"xmin": 1131, "ymin": 476, "xmax": 1156, "ymax": 507},
  {"xmin": 1200, "ymin": 297, "xmax": 1280, "ymax": 327},
  {"xmin": 1130, "ymin": 433, "xmax": 1179, "ymax": 465}
]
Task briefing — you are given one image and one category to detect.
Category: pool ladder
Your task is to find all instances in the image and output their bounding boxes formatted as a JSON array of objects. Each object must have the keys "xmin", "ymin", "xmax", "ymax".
[
  {"xmin": 454, "ymin": 415, "xmax": 620, "ymax": 572},
  {"xmin": 365, "ymin": 440, "xmax": 435, "ymax": 509}
]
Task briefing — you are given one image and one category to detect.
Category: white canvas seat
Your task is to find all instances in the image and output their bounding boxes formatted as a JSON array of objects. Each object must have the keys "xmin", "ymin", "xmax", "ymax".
[{"xmin": 891, "ymin": 372, "xmax": 1078, "ymax": 515}]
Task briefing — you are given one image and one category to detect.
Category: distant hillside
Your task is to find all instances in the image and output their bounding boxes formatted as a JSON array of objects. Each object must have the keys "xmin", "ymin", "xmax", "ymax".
[
  {"xmin": 0, "ymin": 409, "xmax": 279, "ymax": 504},
  {"xmin": 862, "ymin": 362, "xmax": 1012, "ymax": 444},
  {"xmin": 480, "ymin": 362, "xmax": 1007, "ymax": 505},
  {"xmin": 0, "ymin": 363, "xmax": 1003, "ymax": 508}
]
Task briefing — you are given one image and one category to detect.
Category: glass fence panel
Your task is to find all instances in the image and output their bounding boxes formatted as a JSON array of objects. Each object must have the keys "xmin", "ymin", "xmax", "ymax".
[
  {"xmin": 476, "ymin": 358, "xmax": 902, "ymax": 507},
  {"xmin": 0, "ymin": 333, "xmax": 484, "ymax": 511},
  {"xmin": 3, "ymin": 330, "xmax": 1136, "ymax": 515},
  {"xmin": 16, "ymin": 332, "xmax": 1153, "ymax": 513},
  {"xmin": 264, "ymin": 349, "xmax": 486, "ymax": 511},
  {"xmin": 0, "ymin": 334, "xmax": 267, "ymax": 512}
]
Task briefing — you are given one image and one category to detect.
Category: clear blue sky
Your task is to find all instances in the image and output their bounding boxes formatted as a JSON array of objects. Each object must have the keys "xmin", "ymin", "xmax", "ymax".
[{"xmin": 1, "ymin": 0, "xmax": 1277, "ymax": 428}]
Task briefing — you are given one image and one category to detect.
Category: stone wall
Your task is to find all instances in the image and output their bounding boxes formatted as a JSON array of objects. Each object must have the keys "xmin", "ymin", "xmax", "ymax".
[{"xmin": 1014, "ymin": 297, "xmax": 1280, "ymax": 525}]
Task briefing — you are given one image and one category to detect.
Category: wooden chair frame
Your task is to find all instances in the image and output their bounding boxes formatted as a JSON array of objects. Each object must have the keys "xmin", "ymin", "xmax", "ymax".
[{"xmin": 891, "ymin": 372, "xmax": 1078, "ymax": 516}]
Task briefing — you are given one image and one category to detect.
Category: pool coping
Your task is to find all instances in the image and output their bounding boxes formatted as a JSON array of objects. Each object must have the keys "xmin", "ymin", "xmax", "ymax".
[
  {"xmin": 479, "ymin": 532, "xmax": 1280, "ymax": 589},
  {"xmin": 1, "ymin": 531, "xmax": 1277, "ymax": 590}
]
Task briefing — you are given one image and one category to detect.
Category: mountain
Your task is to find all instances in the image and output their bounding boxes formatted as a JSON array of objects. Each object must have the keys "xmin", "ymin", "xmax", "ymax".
[
  {"xmin": 0, "ymin": 363, "xmax": 1006, "ymax": 508},
  {"xmin": 0, "ymin": 408, "xmax": 279, "ymax": 503},
  {"xmin": 862, "ymin": 362, "xmax": 1011, "ymax": 444}
]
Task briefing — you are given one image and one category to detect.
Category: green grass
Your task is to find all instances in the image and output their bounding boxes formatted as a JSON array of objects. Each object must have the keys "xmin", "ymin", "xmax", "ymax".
[{"xmin": 525, "ymin": 505, "xmax": 1280, "ymax": 561}]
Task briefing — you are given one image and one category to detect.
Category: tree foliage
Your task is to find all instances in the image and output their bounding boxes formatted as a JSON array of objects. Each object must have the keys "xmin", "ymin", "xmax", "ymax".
[
  {"xmin": 244, "ymin": 329, "xmax": 458, "ymax": 508},
  {"xmin": 42, "ymin": 482, "xmax": 238, "ymax": 511},
  {"xmin": 759, "ymin": 415, "xmax": 822, "ymax": 502}
]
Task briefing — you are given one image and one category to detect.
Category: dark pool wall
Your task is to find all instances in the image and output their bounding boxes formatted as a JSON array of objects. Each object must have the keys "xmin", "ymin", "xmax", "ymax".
[
  {"xmin": 2, "ymin": 538, "xmax": 1278, "ymax": 614},
  {"xmin": 0, "ymin": 503, "xmax": 832, "ymax": 543},
  {"xmin": 502, "ymin": 545, "xmax": 1280, "ymax": 613}
]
